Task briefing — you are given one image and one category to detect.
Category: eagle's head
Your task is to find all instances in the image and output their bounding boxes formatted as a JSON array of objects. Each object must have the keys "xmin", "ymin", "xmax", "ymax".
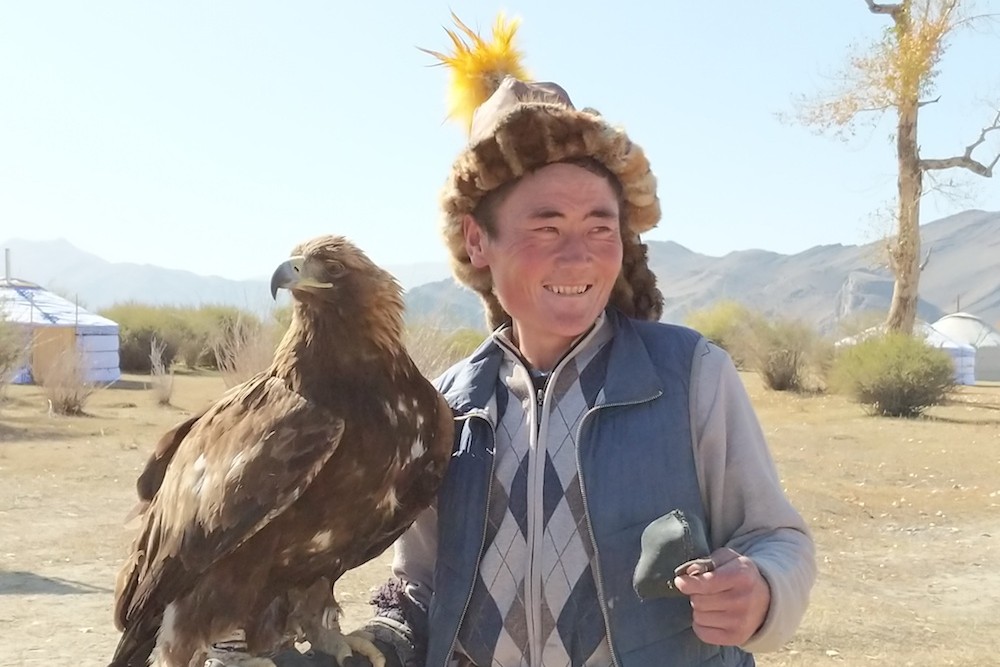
[{"xmin": 270, "ymin": 235, "xmax": 405, "ymax": 350}]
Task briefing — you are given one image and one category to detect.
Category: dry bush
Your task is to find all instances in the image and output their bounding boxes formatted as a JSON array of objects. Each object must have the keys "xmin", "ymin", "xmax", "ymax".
[
  {"xmin": 38, "ymin": 350, "xmax": 96, "ymax": 416},
  {"xmin": 405, "ymin": 322, "xmax": 485, "ymax": 379},
  {"xmin": 746, "ymin": 318, "xmax": 821, "ymax": 392},
  {"xmin": 149, "ymin": 336, "xmax": 174, "ymax": 406},
  {"xmin": 684, "ymin": 300, "xmax": 758, "ymax": 368},
  {"xmin": 0, "ymin": 318, "xmax": 29, "ymax": 398},
  {"xmin": 212, "ymin": 316, "xmax": 281, "ymax": 388},
  {"xmin": 101, "ymin": 302, "xmax": 186, "ymax": 373},
  {"xmin": 831, "ymin": 332, "xmax": 955, "ymax": 417}
]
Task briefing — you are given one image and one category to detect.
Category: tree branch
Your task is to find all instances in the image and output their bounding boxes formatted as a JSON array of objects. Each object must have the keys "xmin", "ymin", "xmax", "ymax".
[
  {"xmin": 865, "ymin": 0, "xmax": 903, "ymax": 16},
  {"xmin": 920, "ymin": 247, "xmax": 932, "ymax": 272},
  {"xmin": 919, "ymin": 110, "xmax": 1000, "ymax": 177},
  {"xmin": 918, "ymin": 96, "xmax": 942, "ymax": 108}
]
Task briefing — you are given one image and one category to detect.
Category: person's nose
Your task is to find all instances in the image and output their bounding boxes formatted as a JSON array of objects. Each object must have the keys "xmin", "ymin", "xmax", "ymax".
[{"xmin": 556, "ymin": 233, "xmax": 591, "ymax": 265}]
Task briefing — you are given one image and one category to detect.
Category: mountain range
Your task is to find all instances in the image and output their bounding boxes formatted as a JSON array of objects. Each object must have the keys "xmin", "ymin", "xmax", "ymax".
[{"xmin": 3, "ymin": 209, "xmax": 998, "ymax": 334}]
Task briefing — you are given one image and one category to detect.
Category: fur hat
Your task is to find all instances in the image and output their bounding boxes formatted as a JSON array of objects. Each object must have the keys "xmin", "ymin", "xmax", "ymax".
[{"xmin": 429, "ymin": 16, "xmax": 663, "ymax": 330}]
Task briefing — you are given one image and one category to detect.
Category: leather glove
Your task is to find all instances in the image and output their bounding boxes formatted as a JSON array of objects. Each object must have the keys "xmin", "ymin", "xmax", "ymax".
[{"xmin": 632, "ymin": 509, "xmax": 713, "ymax": 599}]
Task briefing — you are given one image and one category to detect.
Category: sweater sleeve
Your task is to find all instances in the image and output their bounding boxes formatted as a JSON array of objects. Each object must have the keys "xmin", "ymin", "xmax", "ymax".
[
  {"xmin": 391, "ymin": 503, "xmax": 439, "ymax": 613},
  {"xmin": 689, "ymin": 340, "xmax": 816, "ymax": 653}
]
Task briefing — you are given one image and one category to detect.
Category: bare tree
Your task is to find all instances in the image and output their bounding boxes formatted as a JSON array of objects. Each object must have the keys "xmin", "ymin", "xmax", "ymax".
[{"xmin": 798, "ymin": 0, "xmax": 999, "ymax": 334}]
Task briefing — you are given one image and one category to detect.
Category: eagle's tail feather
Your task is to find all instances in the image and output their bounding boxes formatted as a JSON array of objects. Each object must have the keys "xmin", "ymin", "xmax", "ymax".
[{"xmin": 108, "ymin": 616, "xmax": 159, "ymax": 667}]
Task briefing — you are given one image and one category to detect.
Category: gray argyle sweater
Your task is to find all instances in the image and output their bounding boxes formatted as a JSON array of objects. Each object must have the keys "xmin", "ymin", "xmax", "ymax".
[{"xmin": 454, "ymin": 317, "xmax": 614, "ymax": 667}]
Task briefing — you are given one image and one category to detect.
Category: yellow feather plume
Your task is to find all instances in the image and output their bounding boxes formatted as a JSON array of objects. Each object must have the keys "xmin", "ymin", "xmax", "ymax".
[{"xmin": 420, "ymin": 11, "xmax": 530, "ymax": 131}]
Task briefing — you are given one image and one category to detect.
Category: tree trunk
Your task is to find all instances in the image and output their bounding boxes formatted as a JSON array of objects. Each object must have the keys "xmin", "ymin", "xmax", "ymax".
[{"xmin": 885, "ymin": 97, "xmax": 923, "ymax": 334}]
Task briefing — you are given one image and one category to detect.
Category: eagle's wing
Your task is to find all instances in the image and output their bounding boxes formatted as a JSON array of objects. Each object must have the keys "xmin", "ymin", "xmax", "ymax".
[
  {"xmin": 114, "ymin": 374, "xmax": 345, "ymax": 630},
  {"xmin": 122, "ymin": 413, "xmax": 201, "ymax": 524}
]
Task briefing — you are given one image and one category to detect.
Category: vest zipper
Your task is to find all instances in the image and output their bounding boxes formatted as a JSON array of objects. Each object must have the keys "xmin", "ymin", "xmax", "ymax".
[
  {"xmin": 443, "ymin": 412, "xmax": 497, "ymax": 667},
  {"xmin": 526, "ymin": 376, "xmax": 549, "ymax": 663},
  {"xmin": 574, "ymin": 392, "xmax": 662, "ymax": 667}
]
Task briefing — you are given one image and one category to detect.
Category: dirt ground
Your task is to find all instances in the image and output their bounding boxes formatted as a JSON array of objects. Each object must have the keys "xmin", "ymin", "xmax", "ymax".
[{"xmin": 1, "ymin": 371, "xmax": 998, "ymax": 666}]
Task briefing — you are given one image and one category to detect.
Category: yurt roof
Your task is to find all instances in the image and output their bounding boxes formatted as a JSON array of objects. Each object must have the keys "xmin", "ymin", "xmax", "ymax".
[
  {"xmin": 932, "ymin": 312, "xmax": 1000, "ymax": 348},
  {"xmin": 0, "ymin": 279, "xmax": 118, "ymax": 334}
]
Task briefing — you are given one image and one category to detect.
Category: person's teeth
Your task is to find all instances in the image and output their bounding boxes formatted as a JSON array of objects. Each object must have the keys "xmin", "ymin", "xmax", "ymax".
[{"xmin": 548, "ymin": 285, "xmax": 587, "ymax": 295}]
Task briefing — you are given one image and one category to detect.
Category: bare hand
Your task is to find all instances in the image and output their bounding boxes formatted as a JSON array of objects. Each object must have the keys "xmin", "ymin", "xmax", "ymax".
[{"xmin": 673, "ymin": 547, "xmax": 770, "ymax": 646}]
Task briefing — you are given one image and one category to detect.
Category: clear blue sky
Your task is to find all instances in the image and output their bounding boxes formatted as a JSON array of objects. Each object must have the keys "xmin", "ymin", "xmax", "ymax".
[{"xmin": 2, "ymin": 2, "xmax": 998, "ymax": 280}]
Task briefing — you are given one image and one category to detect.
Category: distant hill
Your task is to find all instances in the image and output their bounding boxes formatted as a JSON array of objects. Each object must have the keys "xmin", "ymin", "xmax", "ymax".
[
  {"xmin": 3, "ymin": 209, "xmax": 998, "ymax": 333},
  {"xmin": 0, "ymin": 239, "xmax": 275, "ymax": 314}
]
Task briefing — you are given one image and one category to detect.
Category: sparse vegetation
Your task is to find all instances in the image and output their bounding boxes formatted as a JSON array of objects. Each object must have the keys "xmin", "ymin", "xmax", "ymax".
[
  {"xmin": 101, "ymin": 303, "xmax": 282, "ymax": 373},
  {"xmin": 212, "ymin": 314, "xmax": 283, "ymax": 388},
  {"xmin": 405, "ymin": 322, "xmax": 485, "ymax": 379},
  {"xmin": 101, "ymin": 303, "xmax": 187, "ymax": 373},
  {"xmin": 747, "ymin": 318, "xmax": 820, "ymax": 392},
  {"xmin": 149, "ymin": 337, "xmax": 174, "ymax": 406},
  {"xmin": 0, "ymin": 316, "xmax": 28, "ymax": 398},
  {"xmin": 37, "ymin": 350, "xmax": 96, "ymax": 415},
  {"xmin": 831, "ymin": 332, "xmax": 955, "ymax": 417},
  {"xmin": 684, "ymin": 300, "xmax": 757, "ymax": 368}
]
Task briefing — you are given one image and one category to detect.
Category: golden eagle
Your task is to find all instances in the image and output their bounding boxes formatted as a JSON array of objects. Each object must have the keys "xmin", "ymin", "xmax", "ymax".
[{"xmin": 109, "ymin": 236, "xmax": 453, "ymax": 667}]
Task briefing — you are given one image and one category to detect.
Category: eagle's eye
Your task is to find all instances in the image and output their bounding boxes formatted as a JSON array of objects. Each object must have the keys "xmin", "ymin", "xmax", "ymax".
[{"xmin": 325, "ymin": 261, "xmax": 347, "ymax": 279}]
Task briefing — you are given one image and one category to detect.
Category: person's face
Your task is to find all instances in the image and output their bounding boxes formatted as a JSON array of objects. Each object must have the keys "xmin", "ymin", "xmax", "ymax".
[{"xmin": 463, "ymin": 162, "xmax": 623, "ymax": 370}]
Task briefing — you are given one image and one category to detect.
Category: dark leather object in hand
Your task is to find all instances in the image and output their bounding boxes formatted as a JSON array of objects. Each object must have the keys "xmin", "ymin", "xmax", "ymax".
[{"xmin": 632, "ymin": 509, "xmax": 712, "ymax": 600}]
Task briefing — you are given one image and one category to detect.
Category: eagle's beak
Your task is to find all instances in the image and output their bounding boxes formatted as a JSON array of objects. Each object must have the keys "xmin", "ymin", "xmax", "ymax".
[
  {"xmin": 270, "ymin": 256, "xmax": 305, "ymax": 299},
  {"xmin": 270, "ymin": 256, "xmax": 334, "ymax": 299}
]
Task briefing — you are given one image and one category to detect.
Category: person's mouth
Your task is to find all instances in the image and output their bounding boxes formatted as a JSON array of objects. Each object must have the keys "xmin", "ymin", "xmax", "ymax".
[{"xmin": 545, "ymin": 284, "xmax": 591, "ymax": 295}]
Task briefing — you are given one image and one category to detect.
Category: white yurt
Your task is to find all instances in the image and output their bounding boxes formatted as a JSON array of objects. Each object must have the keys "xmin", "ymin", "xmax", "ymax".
[
  {"xmin": 0, "ymin": 277, "xmax": 121, "ymax": 384},
  {"xmin": 931, "ymin": 313, "xmax": 1000, "ymax": 383},
  {"xmin": 836, "ymin": 321, "xmax": 977, "ymax": 385}
]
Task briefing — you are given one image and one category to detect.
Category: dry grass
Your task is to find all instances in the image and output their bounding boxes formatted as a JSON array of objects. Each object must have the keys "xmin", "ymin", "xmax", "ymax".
[
  {"xmin": 0, "ymin": 372, "xmax": 998, "ymax": 666},
  {"xmin": 211, "ymin": 316, "xmax": 279, "ymax": 388},
  {"xmin": 36, "ymin": 350, "xmax": 97, "ymax": 415},
  {"xmin": 0, "ymin": 319, "xmax": 29, "ymax": 398},
  {"xmin": 148, "ymin": 337, "xmax": 174, "ymax": 406}
]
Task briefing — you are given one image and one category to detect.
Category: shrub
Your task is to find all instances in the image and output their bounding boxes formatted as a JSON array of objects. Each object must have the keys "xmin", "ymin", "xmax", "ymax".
[
  {"xmin": 184, "ymin": 305, "xmax": 265, "ymax": 370},
  {"xmin": 101, "ymin": 303, "xmax": 190, "ymax": 373},
  {"xmin": 746, "ymin": 318, "xmax": 820, "ymax": 392},
  {"xmin": 0, "ymin": 317, "xmax": 28, "ymax": 397},
  {"xmin": 100, "ymin": 303, "xmax": 272, "ymax": 373},
  {"xmin": 831, "ymin": 332, "xmax": 955, "ymax": 417},
  {"xmin": 149, "ymin": 336, "xmax": 174, "ymax": 406},
  {"xmin": 212, "ymin": 315, "xmax": 281, "ymax": 388},
  {"xmin": 684, "ymin": 300, "xmax": 757, "ymax": 368},
  {"xmin": 38, "ymin": 350, "xmax": 95, "ymax": 415}
]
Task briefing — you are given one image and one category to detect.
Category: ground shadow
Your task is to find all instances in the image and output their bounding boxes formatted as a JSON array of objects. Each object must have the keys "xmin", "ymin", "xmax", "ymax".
[
  {"xmin": 946, "ymin": 398, "xmax": 1000, "ymax": 412},
  {"xmin": 0, "ymin": 570, "xmax": 111, "ymax": 595},
  {"xmin": 107, "ymin": 378, "xmax": 151, "ymax": 391},
  {"xmin": 921, "ymin": 414, "xmax": 1000, "ymax": 426},
  {"xmin": 0, "ymin": 420, "xmax": 94, "ymax": 443}
]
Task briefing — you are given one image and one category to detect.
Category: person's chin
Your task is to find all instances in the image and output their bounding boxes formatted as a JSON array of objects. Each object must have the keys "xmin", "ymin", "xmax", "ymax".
[{"xmin": 545, "ymin": 305, "xmax": 602, "ymax": 334}]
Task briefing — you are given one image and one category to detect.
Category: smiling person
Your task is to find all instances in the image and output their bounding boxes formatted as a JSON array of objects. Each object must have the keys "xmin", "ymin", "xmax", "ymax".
[
  {"xmin": 347, "ymin": 23, "xmax": 815, "ymax": 667},
  {"xmin": 272, "ymin": 17, "xmax": 815, "ymax": 667}
]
